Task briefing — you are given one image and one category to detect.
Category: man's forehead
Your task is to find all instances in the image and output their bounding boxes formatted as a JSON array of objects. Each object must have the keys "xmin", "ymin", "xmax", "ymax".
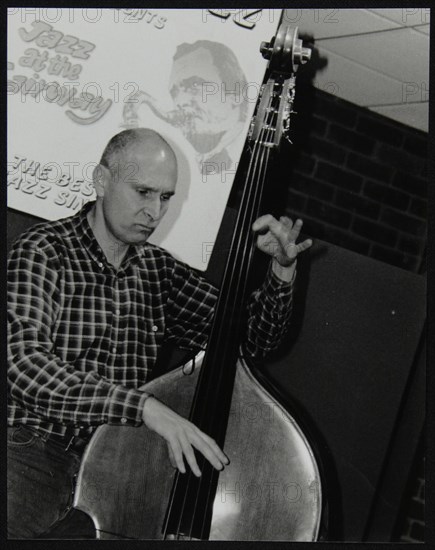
[
  {"xmin": 108, "ymin": 142, "xmax": 175, "ymax": 176},
  {"xmin": 170, "ymin": 47, "xmax": 218, "ymax": 83},
  {"xmin": 118, "ymin": 139, "xmax": 171, "ymax": 160},
  {"xmin": 113, "ymin": 144, "xmax": 148, "ymax": 167}
]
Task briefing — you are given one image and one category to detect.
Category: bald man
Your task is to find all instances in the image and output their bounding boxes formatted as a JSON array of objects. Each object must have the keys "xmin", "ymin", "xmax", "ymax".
[{"xmin": 7, "ymin": 128, "xmax": 312, "ymax": 539}]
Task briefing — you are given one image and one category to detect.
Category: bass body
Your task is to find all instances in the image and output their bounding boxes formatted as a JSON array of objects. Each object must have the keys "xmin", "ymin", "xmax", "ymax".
[{"xmin": 74, "ymin": 351, "xmax": 322, "ymax": 540}]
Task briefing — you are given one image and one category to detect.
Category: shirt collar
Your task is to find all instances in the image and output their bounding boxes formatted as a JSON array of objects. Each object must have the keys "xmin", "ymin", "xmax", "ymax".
[{"xmin": 74, "ymin": 201, "xmax": 146, "ymax": 270}]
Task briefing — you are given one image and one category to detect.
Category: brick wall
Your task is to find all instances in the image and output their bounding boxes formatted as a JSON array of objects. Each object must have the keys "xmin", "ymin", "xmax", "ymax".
[
  {"xmin": 271, "ymin": 86, "xmax": 427, "ymax": 541},
  {"xmin": 274, "ymin": 87, "xmax": 428, "ymax": 275}
]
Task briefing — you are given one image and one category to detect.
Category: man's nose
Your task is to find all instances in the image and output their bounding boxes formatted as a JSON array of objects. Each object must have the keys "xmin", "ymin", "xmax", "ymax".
[
  {"xmin": 175, "ymin": 90, "xmax": 195, "ymax": 108},
  {"xmin": 144, "ymin": 197, "xmax": 161, "ymax": 221}
]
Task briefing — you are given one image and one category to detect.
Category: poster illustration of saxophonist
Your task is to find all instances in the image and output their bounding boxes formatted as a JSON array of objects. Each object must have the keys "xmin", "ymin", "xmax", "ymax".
[{"xmin": 122, "ymin": 40, "xmax": 249, "ymax": 175}]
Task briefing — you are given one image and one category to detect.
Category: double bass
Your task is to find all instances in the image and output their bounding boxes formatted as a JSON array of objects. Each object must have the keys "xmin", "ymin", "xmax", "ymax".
[{"xmin": 74, "ymin": 21, "xmax": 324, "ymax": 541}]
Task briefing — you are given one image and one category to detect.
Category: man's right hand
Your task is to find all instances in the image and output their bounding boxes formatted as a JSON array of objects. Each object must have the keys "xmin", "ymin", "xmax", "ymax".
[{"xmin": 142, "ymin": 396, "xmax": 229, "ymax": 477}]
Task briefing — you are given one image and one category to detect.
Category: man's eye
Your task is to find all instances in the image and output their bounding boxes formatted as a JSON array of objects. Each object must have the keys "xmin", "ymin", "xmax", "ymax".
[
  {"xmin": 137, "ymin": 189, "xmax": 149, "ymax": 195},
  {"xmin": 161, "ymin": 195, "xmax": 172, "ymax": 202},
  {"xmin": 187, "ymin": 82, "xmax": 201, "ymax": 94}
]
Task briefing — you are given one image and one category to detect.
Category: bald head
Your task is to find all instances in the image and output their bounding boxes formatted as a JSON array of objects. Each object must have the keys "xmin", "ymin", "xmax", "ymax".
[
  {"xmin": 100, "ymin": 128, "xmax": 177, "ymax": 180},
  {"xmin": 91, "ymin": 128, "xmax": 178, "ymax": 248}
]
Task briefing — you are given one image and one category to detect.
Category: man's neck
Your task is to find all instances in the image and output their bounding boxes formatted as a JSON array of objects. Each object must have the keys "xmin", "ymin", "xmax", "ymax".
[{"xmin": 87, "ymin": 203, "xmax": 129, "ymax": 269}]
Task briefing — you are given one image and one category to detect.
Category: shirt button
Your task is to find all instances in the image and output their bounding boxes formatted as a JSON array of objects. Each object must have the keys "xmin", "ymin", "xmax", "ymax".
[
  {"xmin": 152, "ymin": 325, "xmax": 158, "ymax": 332},
  {"xmin": 120, "ymin": 417, "xmax": 127, "ymax": 424},
  {"xmin": 115, "ymin": 309, "xmax": 121, "ymax": 315},
  {"xmin": 98, "ymin": 262, "xmax": 103, "ymax": 268},
  {"xmin": 112, "ymin": 346, "xmax": 117, "ymax": 353}
]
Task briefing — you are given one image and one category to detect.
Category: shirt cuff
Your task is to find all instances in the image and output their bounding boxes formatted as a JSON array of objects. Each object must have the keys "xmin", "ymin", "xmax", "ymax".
[
  {"xmin": 104, "ymin": 385, "xmax": 152, "ymax": 427},
  {"xmin": 264, "ymin": 261, "xmax": 296, "ymax": 295}
]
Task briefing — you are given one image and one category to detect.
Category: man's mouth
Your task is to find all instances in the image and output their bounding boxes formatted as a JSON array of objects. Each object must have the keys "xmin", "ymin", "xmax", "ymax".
[
  {"xmin": 136, "ymin": 224, "xmax": 155, "ymax": 231},
  {"xmin": 166, "ymin": 108, "xmax": 202, "ymax": 127}
]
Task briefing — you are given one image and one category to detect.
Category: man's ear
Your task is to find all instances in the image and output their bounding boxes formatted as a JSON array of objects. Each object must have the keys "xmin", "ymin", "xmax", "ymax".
[{"xmin": 93, "ymin": 164, "xmax": 110, "ymax": 198}]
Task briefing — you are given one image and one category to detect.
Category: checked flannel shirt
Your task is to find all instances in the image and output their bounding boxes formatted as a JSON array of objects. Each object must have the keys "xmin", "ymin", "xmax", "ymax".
[{"xmin": 8, "ymin": 201, "xmax": 295, "ymax": 438}]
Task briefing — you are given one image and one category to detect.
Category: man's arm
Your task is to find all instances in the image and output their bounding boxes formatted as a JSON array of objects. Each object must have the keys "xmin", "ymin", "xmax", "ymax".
[
  {"xmin": 163, "ymin": 216, "xmax": 311, "ymax": 358},
  {"xmin": 7, "ymin": 242, "xmax": 150, "ymax": 428},
  {"xmin": 243, "ymin": 262, "xmax": 296, "ymax": 358},
  {"xmin": 243, "ymin": 215, "xmax": 312, "ymax": 357},
  {"xmin": 8, "ymin": 240, "xmax": 229, "ymax": 475}
]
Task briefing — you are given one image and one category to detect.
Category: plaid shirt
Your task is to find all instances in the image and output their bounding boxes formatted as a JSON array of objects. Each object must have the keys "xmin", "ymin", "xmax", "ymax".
[{"xmin": 8, "ymin": 201, "xmax": 294, "ymax": 438}]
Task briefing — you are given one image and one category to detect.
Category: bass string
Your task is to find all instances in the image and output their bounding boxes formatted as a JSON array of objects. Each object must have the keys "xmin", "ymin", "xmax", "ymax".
[
  {"xmin": 194, "ymin": 92, "xmax": 277, "ymax": 428},
  {"xmin": 191, "ymin": 91, "xmax": 278, "ymax": 535},
  {"xmin": 233, "ymin": 109, "xmax": 281, "ymax": 347},
  {"xmin": 181, "ymin": 148, "xmax": 270, "ymax": 480},
  {"xmin": 181, "ymin": 111, "xmax": 271, "ymax": 440},
  {"xmin": 162, "ymin": 88, "xmax": 277, "ymax": 540},
  {"xmin": 211, "ymin": 109, "xmax": 274, "ymax": 338},
  {"xmin": 195, "ymin": 129, "xmax": 276, "ymax": 541},
  {"xmin": 175, "ymin": 133, "xmax": 269, "ymax": 540},
  {"xmin": 161, "ymin": 467, "xmax": 179, "ymax": 539},
  {"xmin": 235, "ymin": 74, "xmax": 301, "ymax": 356},
  {"xmin": 162, "ymin": 128, "xmax": 270, "ymax": 541},
  {"xmin": 188, "ymin": 114, "xmax": 277, "ymax": 540},
  {"xmin": 192, "ymin": 88, "xmax": 276, "ymax": 420},
  {"xmin": 198, "ymin": 113, "xmax": 275, "ymax": 433},
  {"xmin": 224, "ymin": 108, "xmax": 277, "ymax": 341}
]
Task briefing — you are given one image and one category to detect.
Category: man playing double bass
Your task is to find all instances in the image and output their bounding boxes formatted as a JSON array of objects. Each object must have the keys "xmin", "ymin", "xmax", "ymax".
[{"xmin": 7, "ymin": 128, "xmax": 312, "ymax": 538}]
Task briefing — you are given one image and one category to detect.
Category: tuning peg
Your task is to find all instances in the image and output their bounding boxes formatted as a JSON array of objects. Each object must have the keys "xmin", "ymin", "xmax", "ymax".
[
  {"xmin": 260, "ymin": 40, "xmax": 273, "ymax": 60},
  {"xmin": 300, "ymin": 47, "xmax": 312, "ymax": 64},
  {"xmin": 293, "ymin": 34, "xmax": 312, "ymax": 66}
]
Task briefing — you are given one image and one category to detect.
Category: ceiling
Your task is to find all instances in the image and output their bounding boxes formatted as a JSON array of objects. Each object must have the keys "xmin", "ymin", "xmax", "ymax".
[{"xmin": 286, "ymin": 8, "xmax": 430, "ymax": 132}]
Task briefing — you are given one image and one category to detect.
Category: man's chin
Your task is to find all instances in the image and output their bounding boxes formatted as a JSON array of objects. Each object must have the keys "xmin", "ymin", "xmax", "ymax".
[
  {"xmin": 132, "ymin": 236, "xmax": 151, "ymax": 246},
  {"xmin": 118, "ymin": 228, "xmax": 152, "ymax": 246},
  {"xmin": 134, "ymin": 226, "xmax": 155, "ymax": 242}
]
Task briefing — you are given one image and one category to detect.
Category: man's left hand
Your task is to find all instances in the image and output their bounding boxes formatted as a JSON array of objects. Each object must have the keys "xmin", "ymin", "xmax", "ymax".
[{"xmin": 252, "ymin": 215, "xmax": 312, "ymax": 282}]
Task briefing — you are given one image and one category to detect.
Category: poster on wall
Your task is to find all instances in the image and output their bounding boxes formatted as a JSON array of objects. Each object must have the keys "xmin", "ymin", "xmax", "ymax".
[{"xmin": 7, "ymin": 8, "xmax": 281, "ymax": 270}]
